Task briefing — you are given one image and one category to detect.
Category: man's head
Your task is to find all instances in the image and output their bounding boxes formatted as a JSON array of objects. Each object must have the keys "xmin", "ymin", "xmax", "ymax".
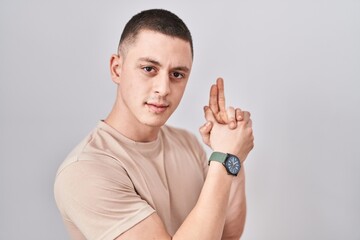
[
  {"xmin": 107, "ymin": 9, "xmax": 193, "ymax": 139},
  {"xmin": 118, "ymin": 9, "xmax": 193, "ymax": 58}
]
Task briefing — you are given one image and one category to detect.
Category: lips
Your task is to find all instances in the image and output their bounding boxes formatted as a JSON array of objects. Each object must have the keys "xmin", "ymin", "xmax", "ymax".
[{"xmin": 146, "ymin": 102, "xmax": 169, "ymax": 113}]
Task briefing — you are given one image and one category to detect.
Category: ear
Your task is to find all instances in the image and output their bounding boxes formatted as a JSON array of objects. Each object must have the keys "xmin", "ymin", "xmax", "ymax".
[{"xmin": 110, "ymin": 54, "xmax": 122, "ymax": 84}]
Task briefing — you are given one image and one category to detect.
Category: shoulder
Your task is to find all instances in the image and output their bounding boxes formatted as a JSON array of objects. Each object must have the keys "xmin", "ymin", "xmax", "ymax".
[
  {"xmin": 54, "ymin": 151, "xmax": 131, "ymax": 205},
  {"xmin": 54, "ymin": 123, "xmax": 133, "ymax": 206},
  {"xmin": 56, "ymin": 121, "xmax": 131, "ymax": 176},
  {"xmin": 54, "ymin": 155, "xmax": 154, "ymax": 239}
]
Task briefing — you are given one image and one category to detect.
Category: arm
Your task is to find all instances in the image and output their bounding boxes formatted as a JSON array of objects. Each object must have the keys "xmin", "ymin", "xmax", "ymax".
[
  {"xmin": 117, "ymin": 160, "xmax": 234, "ymax": 240},
  {"xmin": 222, "ymin": 166, "xmax": 247, "ymax": 240},
  {"xmin": 222, "ymin": 113, "xmax": 253, "ymax": 240},
  {"xmin": 200, "ymin": 78, "xmax": 253, "ymax": 239},
  {"xmin": 117, "ymin": 102, "xmax": 253, "ymax": 240},
  {"xmin": 201, "ymin": 111, "xmax": 252, "ymax": 240}
]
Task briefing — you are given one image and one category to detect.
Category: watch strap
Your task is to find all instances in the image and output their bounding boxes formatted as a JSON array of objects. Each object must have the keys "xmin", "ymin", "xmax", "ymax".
[{"xmin": 208, "ymin": 151, "xmax": 228, "ymax": 165}]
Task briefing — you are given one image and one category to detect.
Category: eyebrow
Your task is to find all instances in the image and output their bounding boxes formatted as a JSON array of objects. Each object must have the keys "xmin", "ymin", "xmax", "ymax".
[
  {"xmin": 138, "ymin": 57, "xmax": 161, "ymax": 67},
  {"xmin": 138, "ymin": 57, "xmax": 190, "ymax": 73}
]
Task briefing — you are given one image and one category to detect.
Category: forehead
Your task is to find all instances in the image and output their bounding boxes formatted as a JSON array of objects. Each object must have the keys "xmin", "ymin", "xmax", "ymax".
[{"xmin": 123, "ymin": 30, "xmax": 193, "ymax": 67}]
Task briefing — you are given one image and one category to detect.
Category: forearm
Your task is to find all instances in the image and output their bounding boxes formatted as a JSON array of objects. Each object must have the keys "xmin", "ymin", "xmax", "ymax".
[
  {"xmin": 173, "ymin": 162, "xmax": 234, "ymax": 240},
  {"xmin": 173, "ymin": 99, "xmax": 252, "ymax": 240},
  {"xmin": 222, "ymin": 166, "xmax": 247, "ymax": 240}
]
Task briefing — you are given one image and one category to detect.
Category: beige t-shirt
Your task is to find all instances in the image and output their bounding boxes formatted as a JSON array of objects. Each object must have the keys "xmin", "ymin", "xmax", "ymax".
[{"xmin": 54, "ymin": 121, "xmax": 208, "ymax": 240}]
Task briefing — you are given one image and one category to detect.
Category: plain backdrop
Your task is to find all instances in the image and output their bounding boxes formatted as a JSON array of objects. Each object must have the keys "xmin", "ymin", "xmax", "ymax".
[{"xmin": 1, "ymin": 0, "xmax": 359, "ymax": 239}]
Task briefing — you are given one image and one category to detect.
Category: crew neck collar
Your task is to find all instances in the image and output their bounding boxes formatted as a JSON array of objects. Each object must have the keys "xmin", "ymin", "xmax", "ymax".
[{"xmin": 97, "ymin": 120, "xmax": 162, "ymax": 152}]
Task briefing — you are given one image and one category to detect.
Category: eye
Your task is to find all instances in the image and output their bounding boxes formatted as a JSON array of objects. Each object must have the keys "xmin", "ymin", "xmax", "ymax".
[
  {"xmin": 171, "ymin": 71, "xmax": 184, "ymax": 79},
  {"xmin": 143, "ymin": 66, "xmax": 155, "ymax": 73}
]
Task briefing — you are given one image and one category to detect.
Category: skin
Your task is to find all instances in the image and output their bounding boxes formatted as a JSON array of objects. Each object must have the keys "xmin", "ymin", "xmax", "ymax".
[
  {"xmin": 200, "ymin": 79, "xmax": 252, "ymax": 239},
  {"xmin": 104, "ymin": 29, "xmax": 254, "ymax": 240},
  {"xmin": 106, "ymin": 30, "xmax": 192, "ymax": 142},
  {"xmin": 209, "ymin": 78, "xmax": 246, "ymax": 126},
  {"xmin": 200, "ymin": 78, "xmax": 251, "ymax": 148}
]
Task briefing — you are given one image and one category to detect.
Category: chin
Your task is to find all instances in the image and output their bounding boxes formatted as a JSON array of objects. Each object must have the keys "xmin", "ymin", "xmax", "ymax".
[
  {"xmin": 140, "ymin": 108, "xmax": 174, "ymax": 127},
  {"xmin": 141, "ymin": 115, "xmax": 170, "ymax": 128}
]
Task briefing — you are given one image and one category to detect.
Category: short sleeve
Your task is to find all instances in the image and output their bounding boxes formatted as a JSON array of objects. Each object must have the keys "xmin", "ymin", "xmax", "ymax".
[{"xmin": 54, "ymin": 159, "xmax": 155, "ymax": 240}]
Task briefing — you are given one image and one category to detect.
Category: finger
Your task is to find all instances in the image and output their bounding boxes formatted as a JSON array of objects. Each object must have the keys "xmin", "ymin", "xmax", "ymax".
[
  {"xmin": 235, "ymin": 108, "xmax": 243, "ymax": 121},
  {"xmin": 203, "ymin": 106, "xmax": 216, "ymax": 122},
  {"xmin": 226, "ymin": 106, "xmax": 236, "ymax": 129},
  {"xmin": 247, "ymin": 119, "xmax": 253, "ymax": 128},
  {"xmin": 209, "ymin": 84, "xmax": 219, "ymax": 116},
  {"xmin": 242, "ymin": 111, "xmax": 251, "ymax": 124},
  {"xmin": 216, "ymin": 78, "xmax": 228, "ymax": 123},
  {"xmin": 216, "ymin": 78, "xmax": 226, "ymax": 112},
  {"xmin": 199, "ymin": 122, "xmax": 212, "ymax": 136},
  {"xmin": 199, "ymin": 121, "xmax": 212, "ymax": 146}
]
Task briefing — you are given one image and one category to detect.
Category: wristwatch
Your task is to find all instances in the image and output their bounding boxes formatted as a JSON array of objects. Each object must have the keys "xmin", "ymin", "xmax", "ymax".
[{"xmin": 208, "ymin": 152, "xmax": 241, "ymax": 176}]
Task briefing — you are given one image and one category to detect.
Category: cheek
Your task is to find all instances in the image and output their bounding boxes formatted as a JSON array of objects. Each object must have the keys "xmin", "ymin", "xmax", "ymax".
[
  {"xmin": 171, "ymin": 83, "xmax": 187, "ymax": 102},
  {"xmin": 177, "ymin": 82, "xmax": 188, "ymax": 96},
  {"xmin": 120, "ymin": 74, "xmax": 147, "ymax": 97}
]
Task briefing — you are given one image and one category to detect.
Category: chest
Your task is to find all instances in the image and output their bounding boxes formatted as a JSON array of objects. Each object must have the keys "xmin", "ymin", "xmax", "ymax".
[{"xmin": 125, "ymin": 143, "xmax": 205, "ymax": 233}]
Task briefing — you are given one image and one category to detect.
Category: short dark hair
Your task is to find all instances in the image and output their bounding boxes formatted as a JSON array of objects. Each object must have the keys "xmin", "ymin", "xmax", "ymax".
[{"xmin": 118, "ymin": 9, "xmax": 193, "ymax": 57}]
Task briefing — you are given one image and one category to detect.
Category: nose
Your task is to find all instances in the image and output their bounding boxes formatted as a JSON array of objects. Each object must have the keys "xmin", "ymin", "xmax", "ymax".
[{"xmin": 153, "ymin": 73, "xmax": 171, "ymax": 97}]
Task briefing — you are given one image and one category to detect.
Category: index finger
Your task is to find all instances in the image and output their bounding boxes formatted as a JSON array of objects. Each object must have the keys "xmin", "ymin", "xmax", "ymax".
[
  {"xmin": 209, "ymin": 84, "xmax": 219, "ymax": 115},
  {"xmin": 216, "ymin": 78, "xmax": 226, "ymax": 113},
  {"xmin": 216, "ymin": 78, "xmax": 228, "ymax": 123}
]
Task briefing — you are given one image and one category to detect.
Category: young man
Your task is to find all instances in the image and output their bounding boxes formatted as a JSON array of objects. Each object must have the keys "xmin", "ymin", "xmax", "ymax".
[{"xmin": 54, "ymin": 9, "xmax": 254, "ymax": 240}]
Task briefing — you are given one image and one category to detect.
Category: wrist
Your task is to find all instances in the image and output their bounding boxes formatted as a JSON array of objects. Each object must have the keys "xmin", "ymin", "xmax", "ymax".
[{"xmin": 208, "ymin": 152, "xmax": 241, "ymax": 176}]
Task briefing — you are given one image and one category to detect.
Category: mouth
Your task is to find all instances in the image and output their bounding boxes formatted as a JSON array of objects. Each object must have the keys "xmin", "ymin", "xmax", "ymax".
[{"xmin": 145, "ymin": 102, "xmax": 169, "ymax": 114}]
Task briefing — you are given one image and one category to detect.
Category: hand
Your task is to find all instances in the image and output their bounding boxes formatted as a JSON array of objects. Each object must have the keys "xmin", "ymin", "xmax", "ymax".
[
  {"xmin": 202, "ymin": 106, "xmax": 254, "ymax": 161},
  {"xmin": 199, "ymin": 108, "xmax": 250, "ymax": 147},
  {"xmin": 209, "ymin": 78, "xmax": 244, "ymax": 129},
  {"xmin": 200, "ymin": 77, "xmax": 245, "ymax": 147}
]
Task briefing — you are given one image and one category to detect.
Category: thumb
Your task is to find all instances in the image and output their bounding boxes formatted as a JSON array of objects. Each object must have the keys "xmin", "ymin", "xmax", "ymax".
[{"xmin": 199, "ymin": 121, "xmax": 212, "ymax": 147}]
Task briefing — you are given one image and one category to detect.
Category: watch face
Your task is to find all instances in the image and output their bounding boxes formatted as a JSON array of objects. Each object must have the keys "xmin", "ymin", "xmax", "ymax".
[{"xmin": 225, "ymin": 155, "xmax": 241, "ymax": 175}]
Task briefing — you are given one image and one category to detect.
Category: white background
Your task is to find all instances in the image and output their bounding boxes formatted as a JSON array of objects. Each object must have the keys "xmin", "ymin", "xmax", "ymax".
[{"xmin": 1, "ymin": 0, "xmax": 359, "ymax": 239}]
